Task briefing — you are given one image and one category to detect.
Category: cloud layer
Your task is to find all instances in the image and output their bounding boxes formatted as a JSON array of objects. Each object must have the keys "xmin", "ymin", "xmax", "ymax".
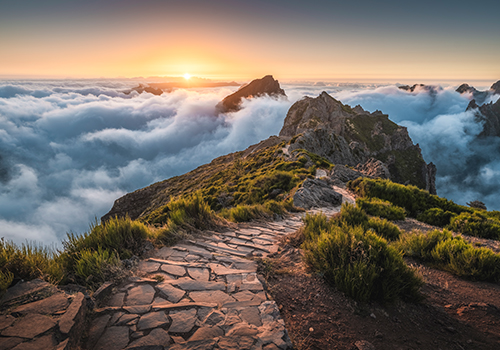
[
  {"xmin": 1, "ymin": 80, "xmax": 499, "ymax": 245},
  {"xmin": 0, "ymin": 81, "xmax": 291, "ymax": 244}
]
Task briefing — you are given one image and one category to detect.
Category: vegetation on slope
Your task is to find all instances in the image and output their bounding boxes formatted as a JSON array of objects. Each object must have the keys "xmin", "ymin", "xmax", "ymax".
[
  {"xmin": 300, "ymin": 205, "xmax": 422, "ymax": 302},
  {"xmin": 348, "ymin": 178, "xmax": 500, "ymax": 240}
]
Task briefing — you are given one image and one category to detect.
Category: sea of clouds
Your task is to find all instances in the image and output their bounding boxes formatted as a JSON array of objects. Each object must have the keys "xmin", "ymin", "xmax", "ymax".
[{"xmin": 0, "ymin": 80, "xmax": 498, "ymax": 244}]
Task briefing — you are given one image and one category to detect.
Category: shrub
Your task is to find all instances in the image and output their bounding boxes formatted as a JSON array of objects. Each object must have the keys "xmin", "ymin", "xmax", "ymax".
[
  {"xmin": 0, "ymin": 238, "xmax": 64, "ymax": 284},
  {"xmin": 356, "ymin": 197, "xmax": 406, "ymax": 221},
  {"xmin": 396, "ymin": 229, "xmax": 500, "ymax": 282},
  {"xmin": 64, "ymin": 216, "xmax": 150, "ymax": 260},
  {"xmin": 348, "ymin": 178, "xmax": 466, "ymax": 217},
  {"xmin": 367, "ymin": 217, "xmax": 402, "ymax": 241},
  {"xmin": 0, "ymin": 270, "xmax": 14, "ymax": 294},
  {"xmin": 417, "ymin": 208, "xmax": 457, "ymax": 227},
  {"xmin": 220, "ymin": 204, "xmax": 270, "ymax": 222},
  {"xmin": 448, "ymin": 212, "xmax": 500, "ymax": 240},
  {"xmin": 74, "ymin": 248, "xmax": 120, "ymax": 289},
  {"xmin": 336, "ymin": 202, "xmax": 369, "ymax": 227},
  {"xmin": 302, "ymin": 216, "xmax": 422, "ymax": 302}
]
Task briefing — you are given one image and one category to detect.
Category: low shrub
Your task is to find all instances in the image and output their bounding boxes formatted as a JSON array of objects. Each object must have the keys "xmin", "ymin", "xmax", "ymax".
[
  {"xmin": 0, "ymin": 238, "xmax": 64, "ymax": 284},
  {"xmin": 367, "ymin": 217, "xmax": 402, "ymax": 241},
  {"xmin": 73, "ymin": 247, "xmax": 120, "ymax": 289},
  {"xmin": 220, "ymin": 204, "xmax": 270, "ymax": 222},
  {"xmin": 396, "ymin": 229, "xmax": 500, "ymax": 282},
  {"xmin": 448, "ymin": 212, "xmax": 500, "ymax": 240},
  {"xmin": 356, "ymin": 197, "xmax": 406, "ymax": 221},
  {"xmin": 348, "ymin": 178, "xmax": 466, "ymax": 217},
  {"xmin": 302, "ymin": 215, "xmax": 423, "ymax": 302},
  {"xmin": 417, "ymin": 208, "xmax": 457, "ymax": 227}
]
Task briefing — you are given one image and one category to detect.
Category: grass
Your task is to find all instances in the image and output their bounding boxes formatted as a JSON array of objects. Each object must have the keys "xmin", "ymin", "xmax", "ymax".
[
  {"xmin": 348, "ymin": 177, "xmax": 500, "ymax": 241},
  {"xmin": 356, "ymin": 197, "xmax": 406, "ymax": 221},
  {"xmin": 395, "ymin": 229, "xmax": 500, "ymax": 282},
  {"xmin": 301, "ymin": 212, "xmax": 423, "ymax": 303}
]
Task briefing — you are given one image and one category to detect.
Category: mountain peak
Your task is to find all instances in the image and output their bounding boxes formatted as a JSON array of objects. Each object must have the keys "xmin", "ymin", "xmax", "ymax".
[{"xmin": 216, "ymin": 75, "xmax": 286, "ymax": 113}]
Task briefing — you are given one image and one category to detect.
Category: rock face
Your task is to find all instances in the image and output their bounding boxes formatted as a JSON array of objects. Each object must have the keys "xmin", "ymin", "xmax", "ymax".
[
  {"xmin": 280, "ymin": 92, "xmax": 436, "ymax": 193},
  {"xmin": 217, "ymin": 75, "xmax": 286, "ymax": 113},
  {"xmin": 293, "ymin": 178, "xmax": 343, "ymax": 209},
  {"xmin": 472, "ymin": 98, "xmax": 500, "ymax": 137}
]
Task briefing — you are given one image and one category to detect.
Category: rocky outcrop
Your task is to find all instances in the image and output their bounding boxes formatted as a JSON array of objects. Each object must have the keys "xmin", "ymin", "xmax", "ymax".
[
  {"xmin": 216, "ymin": 75, "xmax": 286, "ymax": 113},
  {"xmin": 457, "ymin": 80, "xmax": 500, "ymax": 105},
  {"xmin": 466, "ymin": 97, "xmax": 500, "ymax": 137},
  {"xmin": 280, "ymin": 92, "xmax": 436, "ymax": 192},
  {"xmin": 293, "ymin": 178, "xmax": 343, "ymax": 209},
  {"xmin": 0, "ymin": 279, "xmax": 87, "ymax": 350}
]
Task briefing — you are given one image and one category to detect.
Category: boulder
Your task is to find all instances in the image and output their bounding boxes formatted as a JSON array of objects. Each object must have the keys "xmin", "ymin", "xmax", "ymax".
[{"xmin": 293, "ymin": 178, "xmax": 342, "ymax": 209}]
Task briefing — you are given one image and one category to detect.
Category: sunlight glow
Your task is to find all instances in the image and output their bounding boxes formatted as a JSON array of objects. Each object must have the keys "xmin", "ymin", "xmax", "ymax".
[{"xmin": 184, "ymin": 73, "xmax": 191, "ymax": 80}]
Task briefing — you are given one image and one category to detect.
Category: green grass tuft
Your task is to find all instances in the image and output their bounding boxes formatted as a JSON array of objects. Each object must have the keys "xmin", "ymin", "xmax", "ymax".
[{"xmin": 356, "ymin": 197, "xmax": 406, "ymax": 221}]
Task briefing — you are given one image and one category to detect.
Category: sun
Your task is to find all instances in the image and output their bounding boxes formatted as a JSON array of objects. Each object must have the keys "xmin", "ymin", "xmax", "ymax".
[{"xmin": 183, "ymin": 73, "xmax": 191, "ymax": 80}]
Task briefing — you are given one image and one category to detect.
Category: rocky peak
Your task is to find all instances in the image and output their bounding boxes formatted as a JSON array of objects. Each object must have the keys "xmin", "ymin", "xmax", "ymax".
[
  {"xmin": 279, "ymin": 91, "xmax": 351, "ymax": 137},
  {"xmin": 491, "ymin": 80, "xmax": 500, "ymax": 95},
  {"xmin": 216, "ymin": 75, "xmax": 286, "ymax": 113},
  {"xmin": 279, "ymin": 91, "xmax": 436, "ymax": 193}
]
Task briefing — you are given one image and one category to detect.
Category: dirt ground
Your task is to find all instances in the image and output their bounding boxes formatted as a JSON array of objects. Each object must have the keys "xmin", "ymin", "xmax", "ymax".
[{"xmin": 259, "ymin": 220, "xmax": 500, "ymax": 350}]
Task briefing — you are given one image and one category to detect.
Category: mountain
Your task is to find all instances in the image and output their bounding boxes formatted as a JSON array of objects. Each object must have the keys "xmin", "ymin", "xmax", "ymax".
[
  {"xmin": 456, "ymin": 80, "xmax": 500, "ymax": 104},
  {"xmin": 280, "ymin": 92, "xmax": 436, "ymax": 193},
  {"xmin": 216, "ymin": 75, "xmax": 286, "ymax": 113},
  {"xmin": 103, "ymin": 90, "xmax": 436, "ymax": 222},
  {"xmin": 467, "ymin": 97, "xmax": 500, "ymax": 137},
  {"xmin": 126, "ymin": 81, "xmax": 240, "ymax": 95}
]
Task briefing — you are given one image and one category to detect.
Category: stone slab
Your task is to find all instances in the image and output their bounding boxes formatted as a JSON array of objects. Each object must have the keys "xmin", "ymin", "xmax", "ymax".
[
  {"xmin": 0, "ymin": 279, "xmax": 51, "ymax": 304},
  {"xmin": 12, "ymin": 292, "xmax": 69, "ymax": 315},
  {"xmin": 125, "ymin": 285, "xmax": 155, "ymax": 306},
  {"xmin": 168, "ymin": 309, "xmax": 197, "ymax": 334},
  {"xmin": 137, "ymin": 311, "xmax": 169, "ymax": 331},
  {"xmin": 1, "ymin": 313, "xmax": 56, "ymax": 338},
  {"xmin": 189, "ymin": 290, "xmax": 235, "ymax": 305},
  {"xmin": 161, "ymin": 264, "xmax": 186, "ymax": 277},
  {"xmin": 94, "ymin": 326, "xmax": 130, "ymax": 350},
  {"xmin": 11, "ymin": 334, "xmax": 57, "ymax": 350},
  {"xmin": 125, "ymin": 328, "xmax": 170, "ymax": 349},
  {"xmin": 156, "ymin": 282, "xmax": 186, "ymax": 303}
]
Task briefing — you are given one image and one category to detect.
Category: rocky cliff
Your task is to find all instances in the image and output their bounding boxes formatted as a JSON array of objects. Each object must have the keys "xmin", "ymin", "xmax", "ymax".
[
  {"xmin": 457, "ymin": 80, "xmax": 500, "ymax": 105},
  {"xmin": 216, "ymin": 75, "xmax": 286, "ymax": 113},
  {"xmin": 280, "ymin": 92, "xmax": 436, "ymax": 193}
]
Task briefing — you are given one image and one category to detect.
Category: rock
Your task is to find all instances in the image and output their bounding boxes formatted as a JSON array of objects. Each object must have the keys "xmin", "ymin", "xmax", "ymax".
[
  {"xmin": 281, "ymin": 92, "xmax": 436, "ymax": 192},
  {"xmin": 169, "ymin": 339, "xmax": 217, "ymax": 350},
  {"xmin": 217, "ymin": 336, "xmax": 255, "ymax": 350},
  {"xmin": 116, "ymin": 314, "xmax": 139, "ymax": 326},
  {"xmin": 293, "ymin": 178, "xmax": 342, "ymax": 209},
  {"xmin": 168, "ymin": 308, "xmax": 197, "ymax": 333},
  {"xmin": 187, "ymin": 268, "xmax": 210, "ymax": 281},
  {"xmin": 239, "ymin": 307, "xmax": 262, "ymax": 327},
  {"xmin": 171, "ymin": 278, "xmax": 225, "ymax": 291},
  {"xmin": 160, "ymin": 264, "xmax": 186, "ymax": 276},
  {"xmin": 202, "ymin": 310, "xmax": 225, "ymax": 326},
  {"xmin": 125, "ymin": 328, "xmax": 170, "ymax": 349},
  {"xmin": 491, "ymin": 80, "xmax": 500, "ymax": 94},
  {"xmin": 0, "ymin": 315, "xmax": 15, "ymax": 330},
  {"xmin": 12, "ymin": 292, "xmax": 69, "ymax": 315},
  {"xmin": 0, "ymin": 337, "xmax": 23, "ymax": 350},
  {"xmin": 217, "ymin": 75, "xmax": 286, "ymax": 113},
  {"xmin": 354, "ymin": 340, "xmax": 376, "ymax": 350},
  {"xmin": 126, "ymin": 285, "xmax": 155, "ymax": 306},
  {"xmin": 1, "ymin": 313, "xmax": 56, "ymax": 338},
  {"xmin": 86, "ymin": 314, "xmax": 111, "ymax": 349},
  {"xmin": 94, "ymin": 326, "xmax": 130, "ymax": 350},
  {"xmin": 58, "ymin": 292, "xmax": 86, "ymax": 336},
  {"xmin": 156, "ymin": 282, "xmax": 185, "ymax": 303},
  {"xmin": 189, "ymin": 326, "xmax": 224, "ymax": 341},
  {"xmin": 189, "ymin": 290, "xmax": 235, "ymax": 305},
  {"xmin": 108, "ymin": 292, "xmax": 126, "ymax": 307},
  {"xmin": 93, "ymin": 282, "xmax": 114, "ymax": 307},
  {"xmin": 355, "ymin": 158, "xmax": 390, "ymax": 179},
  {"xmin": 137, "ymin": 311, "xmax": 170, "ymax": 331},
  {"xmin": 10, "ymin": 334, "xmax": 57, "ymax": 350},
  {"xmin": 0, "ymin": 279, "xmax": 51, "ymax": 304}
]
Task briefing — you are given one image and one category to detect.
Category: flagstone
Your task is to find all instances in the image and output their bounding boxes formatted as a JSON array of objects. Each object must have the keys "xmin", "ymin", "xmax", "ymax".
[{"xmin": 125, "ymin": 285, "xmax": 155, "ymax": 306}]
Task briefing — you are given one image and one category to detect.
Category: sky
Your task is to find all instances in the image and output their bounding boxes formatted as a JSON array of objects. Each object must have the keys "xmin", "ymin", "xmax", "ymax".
[{"xmin": 1, "ymin": 0, "xmax": 499, "ymax": 81}]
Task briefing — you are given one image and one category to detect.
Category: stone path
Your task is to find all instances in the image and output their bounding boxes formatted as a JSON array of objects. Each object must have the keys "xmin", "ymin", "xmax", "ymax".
[{"xmin": 87, "ymin": 215, "xmax": 308, "ymax": 350}]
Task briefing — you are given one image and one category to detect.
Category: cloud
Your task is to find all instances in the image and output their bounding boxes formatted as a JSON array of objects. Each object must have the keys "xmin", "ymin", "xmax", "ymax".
[
  {"xmin": 1, "ymin": 79, "xmax": 499, "ymax": 245},
  {"xmin": 0, "ymin": 81, "xmax": 292, "ymax": 244}
]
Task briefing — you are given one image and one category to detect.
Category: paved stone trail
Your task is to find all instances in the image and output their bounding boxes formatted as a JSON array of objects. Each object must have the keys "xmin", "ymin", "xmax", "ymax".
[{"xmin": 87, "ymin": 213, "xmax": 328, "ymax": 350}]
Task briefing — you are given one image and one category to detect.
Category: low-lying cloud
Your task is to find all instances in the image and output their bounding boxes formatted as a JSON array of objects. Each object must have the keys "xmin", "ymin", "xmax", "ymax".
[
  {"xmin": 1, "ymin": 80, "xmax": 499, "ymax": 245},
  {"xmin": 0, "ymin": 81, "xmax": 291, "ymax": 244}
]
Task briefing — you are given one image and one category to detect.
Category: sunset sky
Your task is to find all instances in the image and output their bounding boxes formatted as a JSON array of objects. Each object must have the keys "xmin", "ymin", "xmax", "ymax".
[{"xmin": 1, "ymin": 0, "xmax": 499, "ymax": 82}]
